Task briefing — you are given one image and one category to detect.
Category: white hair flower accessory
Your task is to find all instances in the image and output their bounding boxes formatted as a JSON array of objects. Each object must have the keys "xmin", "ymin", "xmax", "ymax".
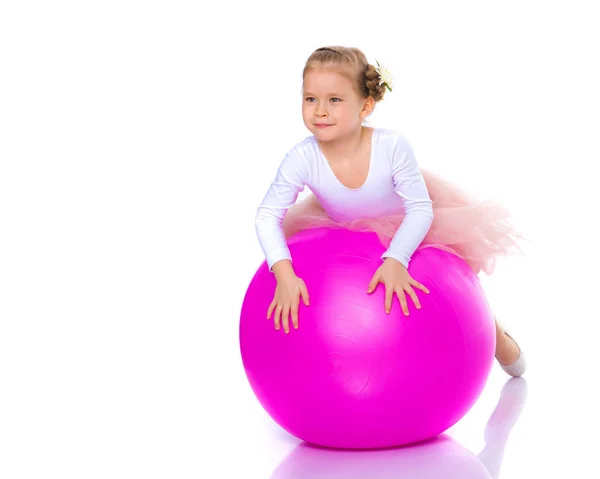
[{"xmin": 375, "ymin": 60, "xmax": 393, "ymax": 92}]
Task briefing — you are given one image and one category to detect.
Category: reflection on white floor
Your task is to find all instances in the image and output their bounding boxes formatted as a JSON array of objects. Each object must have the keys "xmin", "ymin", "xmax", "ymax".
[{"xmin": 269, "ymin": 377, "xmax": 527, "ymax": 479}]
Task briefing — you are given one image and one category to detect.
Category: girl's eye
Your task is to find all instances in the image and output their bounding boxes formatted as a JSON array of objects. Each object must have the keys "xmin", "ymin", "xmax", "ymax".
[{"xmin": 304, "ymin": 97, "xmax": 341, "ymax": 103}]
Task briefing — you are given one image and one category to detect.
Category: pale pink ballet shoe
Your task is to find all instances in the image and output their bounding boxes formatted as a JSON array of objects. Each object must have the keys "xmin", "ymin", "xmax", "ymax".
[{"xmin": 496, "ymin": 328, "xmax": 526, "ymax": 377}]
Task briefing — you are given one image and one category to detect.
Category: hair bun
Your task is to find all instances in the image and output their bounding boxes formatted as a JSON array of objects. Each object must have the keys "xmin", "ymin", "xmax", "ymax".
[{"xmin": 364, "ymin": 64, "xmax": 386, "ymax": 102}]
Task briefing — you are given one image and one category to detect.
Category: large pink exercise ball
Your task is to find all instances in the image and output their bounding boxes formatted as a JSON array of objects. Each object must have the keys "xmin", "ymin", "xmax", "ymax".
[{"xmin": 239, "ymin": 228, "xmax": 496, "ymax": 449}]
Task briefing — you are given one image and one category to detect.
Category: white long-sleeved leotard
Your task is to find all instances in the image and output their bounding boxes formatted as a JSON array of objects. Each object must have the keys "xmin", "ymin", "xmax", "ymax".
[{"xmin": 255, "ymin": 128, "xmax": 434, "ymax": 270}]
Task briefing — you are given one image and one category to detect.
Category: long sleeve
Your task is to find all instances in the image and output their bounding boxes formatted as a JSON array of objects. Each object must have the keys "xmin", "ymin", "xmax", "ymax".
[
  {"xmin": 381, "ymin": 137, "xmax": 434, "ymax": 268},
  {"xmin": 255, "ymin": 148, "xmax": 308, "ymax": 270}
]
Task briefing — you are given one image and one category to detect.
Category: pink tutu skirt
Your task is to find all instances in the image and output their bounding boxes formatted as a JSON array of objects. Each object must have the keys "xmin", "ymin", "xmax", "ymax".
[{"xmin": 282, "ymin": 169, "xmax": 524, "ymax": 275}]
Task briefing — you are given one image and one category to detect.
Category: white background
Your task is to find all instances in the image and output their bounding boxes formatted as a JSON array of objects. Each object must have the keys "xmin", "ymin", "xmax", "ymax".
[{"xmin": 1, "ymin": 1, "xmax": 599, "ymax": 477}]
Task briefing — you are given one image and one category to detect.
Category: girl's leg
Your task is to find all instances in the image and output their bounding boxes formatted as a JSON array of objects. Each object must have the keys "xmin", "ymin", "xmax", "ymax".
[{"xmin": 494, "ymin": 317, "xmax": 526, "ymax": 377}]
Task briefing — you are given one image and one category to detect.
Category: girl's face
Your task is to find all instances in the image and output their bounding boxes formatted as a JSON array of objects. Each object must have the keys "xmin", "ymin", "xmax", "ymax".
[{"xmin": 302, "ymin": 66, "xmax": 370, "ymax": 141}]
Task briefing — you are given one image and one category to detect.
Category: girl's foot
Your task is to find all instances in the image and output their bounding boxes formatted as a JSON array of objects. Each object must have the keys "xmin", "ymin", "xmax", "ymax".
[{"xmin": 494, "ymin": 319, "xmax": 526, "ymax": 377}]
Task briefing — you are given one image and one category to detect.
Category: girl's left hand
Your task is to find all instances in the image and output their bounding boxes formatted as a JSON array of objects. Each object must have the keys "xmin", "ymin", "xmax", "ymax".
[{"xmin": 367, "ymin": 258, "xmax": 430, "ymax": 315}]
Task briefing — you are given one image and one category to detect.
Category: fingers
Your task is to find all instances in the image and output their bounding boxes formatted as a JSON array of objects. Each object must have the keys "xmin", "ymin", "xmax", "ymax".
[
  {"xmin": 267, "ymin": 299, "xmax": 276, "ymax": 320},
  {"xmin": 385, "ymin": 283, "xmax": 393, "ymax": 313},
  {"xmin": 367, "ymin": 274, "xmax": 379, "ymax": 294},
  {"xmin": 396, "ymin": 288, "xmax": 409, "ymax": 316},
  {"xmin": 273, "ymin": 304, "xmax": 282, "ymax": 331},
  {"xmin": 405, "ymin": 284, "xmax": 421, "ymax": 310},
  {"xmin": 270, "ymin": 303, "xmax": 292, "ymax": 333},
  {"xmin": 291, "ymin": 299, "xmax": 299, "ymax": 331},
  {"xmin": 299, "ymin": 283, "xmax": 310, "ymax": 306},
  {"xmin": 385, "ymin": 284, "xmax": 421, "ymax": 316},
  {"xmin": 396, "ymin": 283, "xmax": 426, "ymax": 316},
  {"xmin": 411, "ymin": 279, "xmax": 430, "ymax": 295},
  {"xmin": 269, "ymin": 284, "xmax": 308, "ymax": 333},
  {"xmin": 281, "ymin": 304, "xmax": 291, "ymax": 334}
]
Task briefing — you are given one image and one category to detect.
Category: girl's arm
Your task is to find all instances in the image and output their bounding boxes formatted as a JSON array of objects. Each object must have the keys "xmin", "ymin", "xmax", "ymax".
[
  {"xmin": 383, "ymin": 137, "xmax": 434, "ymax": 268},
  {"xmin": 255, "ymin": 147, "xmax": 308, "ymax": 271}
]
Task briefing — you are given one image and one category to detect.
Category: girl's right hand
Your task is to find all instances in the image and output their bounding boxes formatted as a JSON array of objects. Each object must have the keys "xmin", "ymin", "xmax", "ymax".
[{"xmin": 267, "ymin": 273, "xmax": 310, "ymax": 334}]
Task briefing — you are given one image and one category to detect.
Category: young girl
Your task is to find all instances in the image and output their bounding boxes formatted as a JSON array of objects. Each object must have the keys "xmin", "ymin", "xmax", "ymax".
[{"xmin": 255, "ymin": 46, "xmax": 526, "ymax": 377}]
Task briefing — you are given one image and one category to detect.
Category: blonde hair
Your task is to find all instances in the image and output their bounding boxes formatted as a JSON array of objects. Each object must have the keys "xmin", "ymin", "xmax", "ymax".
[{"xmin": 302, "ymin": 46, "xmax": 387, "ymax": 102}]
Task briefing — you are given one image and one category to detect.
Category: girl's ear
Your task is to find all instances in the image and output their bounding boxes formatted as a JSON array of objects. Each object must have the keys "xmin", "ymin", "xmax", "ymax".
[{"xmin": 361, "ymin": 96, "xmax": 375, "ymax": 117}]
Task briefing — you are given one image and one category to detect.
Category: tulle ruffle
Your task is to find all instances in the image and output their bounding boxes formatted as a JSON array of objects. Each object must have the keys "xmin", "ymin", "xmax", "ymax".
[{"xmin": 282, "ymin": 169, "xmax": 524, "ymax": 275}]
